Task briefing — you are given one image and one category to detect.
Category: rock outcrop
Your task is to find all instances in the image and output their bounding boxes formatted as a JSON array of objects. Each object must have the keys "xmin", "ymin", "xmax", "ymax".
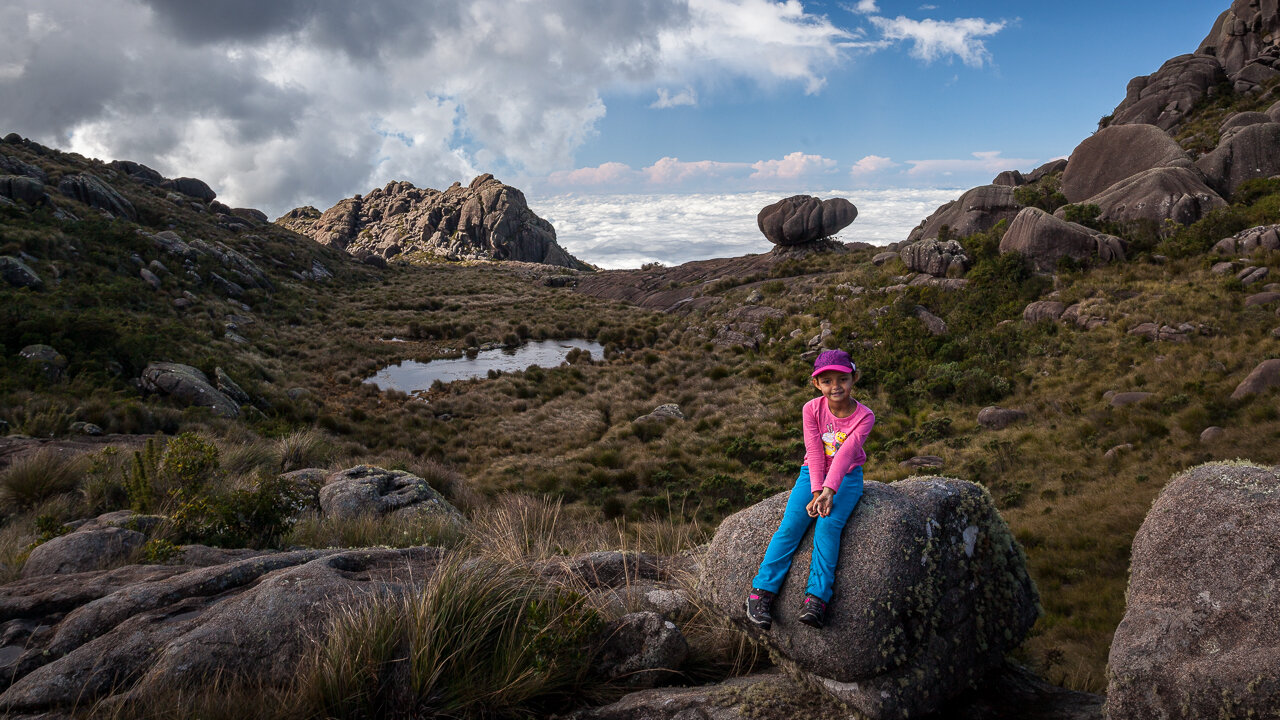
[
  {"xmin": 138, "ymin": 363, "xmax": 240, "ymax": 418},
  {"xmin": 907, "ymin": 185, "xmax": 1020, "ymax": 243},
  {"xmin": 1077, "ymin": 166, "xmax": 1225, "ymax": 225},
  {"xmin": 1108, "ymin": 54, "xmax": 1228, "ymax": 130},
  {"xmin": 56, "ymin": 172, "xmax": 136, "ymax": 220},
  {"xmin": 276, "ymin": 175, "xmax": 589, "ymax": 270},
  {"xmin": 1060, "ymin": 125, "xmax": 1192, "ymax": 203},
  {"xmin": 899, "ymin": 238, "xmax": 970, "ymax": 277},
  {"xmin": 756, "ymin": 195, "xmax": 858, "ymax": 246},
  {"xmin": 1106, "ymin": 462, "xmax": 1280, "ymax": 719},
  {"xmin": 700, "ymin": 477, "xmax": 1039, "ymax": 719},
  {"xmin": 999, "ymin": 208, "xmax": 1127, "ymax": 272},
  {"xmin": 1214, "ymin": 223, "xmax": 1280, "ymax": 254},
  {"xmin": 1195, "ymin": 121, "xmax": 1280, "ymax": 198},
  {"xmin": 1230, "ymin": 358, "xmax": 1280, "ymax": 398},
  {"xmin": 1198, "ymin": 1, "xmax": 1280, "ymax": 76},
  {"xmin": 318, "ymin": 465, "xmax": 463, "ymax": 521}
]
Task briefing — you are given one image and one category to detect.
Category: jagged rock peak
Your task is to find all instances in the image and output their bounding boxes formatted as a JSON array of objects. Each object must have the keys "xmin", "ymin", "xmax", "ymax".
[{"xmin": 275, "ymin": 175, "xmax": 589, "ymax": 270}]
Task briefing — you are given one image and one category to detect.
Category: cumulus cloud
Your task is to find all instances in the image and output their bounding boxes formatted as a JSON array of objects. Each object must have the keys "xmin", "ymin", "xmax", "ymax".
[
  {"xmin": 905, "ymin": 150, "xmax": 1037, "ymax": 178},
  {"xmin": 544, "ymin": 151, "xmax": 845, "ymax": 192},
  {"xmin": 533, "ymin": 187, "xmax": 962, "ymax": 268},
  {"xmin": 850, "ymin": 1, "xmax": 879, "ymax": 14},
  {"xmin": 0, "ymin": 0, "xmax": 862, "ymax": 217},
  {"xmin": 870, "ymin": 15, "xmax": 1006, "ymax": 66},
  {"xmin": 849, "ymin": 154, "xmax": 899, "ymax": 176},
  {"xmin": 750, "ymin": 151, "xmax": 837, "ymax": 180},
  {"xmin": 651, "ymin": 87, "xmax": 699, "ymax": 108}
]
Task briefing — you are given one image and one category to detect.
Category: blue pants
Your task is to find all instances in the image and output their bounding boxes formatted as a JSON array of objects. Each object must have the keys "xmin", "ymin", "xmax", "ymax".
[{"xmin": 750, "ymin": 466, "xmax": 864, "ymax": 603}]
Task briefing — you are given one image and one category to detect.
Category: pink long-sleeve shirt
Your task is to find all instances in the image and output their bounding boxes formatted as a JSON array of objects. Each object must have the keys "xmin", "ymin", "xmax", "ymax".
[{"xmin": 802, "ymin": 396, "xmax": 875, "ymax": 493}]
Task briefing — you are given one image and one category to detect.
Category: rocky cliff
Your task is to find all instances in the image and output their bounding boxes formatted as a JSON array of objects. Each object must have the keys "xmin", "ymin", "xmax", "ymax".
[{"xmin": 276, "ymin": 174, "xmax": 590, "ymax": 270}]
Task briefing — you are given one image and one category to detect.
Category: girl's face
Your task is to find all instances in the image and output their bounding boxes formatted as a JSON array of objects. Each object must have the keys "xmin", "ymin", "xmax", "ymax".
[{"xmin": 812, "ymin": 370, "xmax": 854, "ymax": 404}]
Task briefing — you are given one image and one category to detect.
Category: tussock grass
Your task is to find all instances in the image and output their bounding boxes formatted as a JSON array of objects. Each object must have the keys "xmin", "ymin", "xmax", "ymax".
[
  {"xmin": 276, "ymin": 428, "xmax": 333, "ymax": 472},
  {"xmin": 298, "ymin": 559, "xmax": 603, "ymax": 719},
  {"xmin": 285, "ymin": 511, "xmax": 467, "ymax": 550},
  {"xmin": 0, "ymin": 448, "xmax": 86, "ymax": 511}
]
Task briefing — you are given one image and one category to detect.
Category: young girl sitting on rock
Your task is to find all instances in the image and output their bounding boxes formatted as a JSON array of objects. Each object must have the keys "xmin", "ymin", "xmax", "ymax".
[{"xmin": 745, "ymin": 349, "xmax": 875, "ymax": 629}]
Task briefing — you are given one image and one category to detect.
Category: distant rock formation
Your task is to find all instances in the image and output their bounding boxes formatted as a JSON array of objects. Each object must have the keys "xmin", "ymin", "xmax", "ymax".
[
  {"xmin": 756, "ymin": 194, "xmax": 857, "ymax": 246},
  {"xmin": 999, "ymin": 208, "xmax": 1126, "ymax": 272},
  {"xmin": 1060, "ymin": 124, "xmax": 1193, "ymax": 203},
  {"xmin": 906, "ymin": 185, "xmax": 1020, "ymax": 244},
  {"xmin": 276, "ymin": 174, "xmax": 589, "ymax": 270}
]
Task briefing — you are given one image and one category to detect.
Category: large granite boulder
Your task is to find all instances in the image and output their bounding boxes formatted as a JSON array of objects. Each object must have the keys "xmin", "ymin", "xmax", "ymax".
[
  {"xmin": 21, "ymin": 518, "xmax": 147, "ymax": 578},
  {"xmin": 591, "ymin": 611, "xmax": 688, "ymax": 688},
  {"xmin": 1197, "ymin": 1, "xmax": 1280, "ymax": 77},
  {"xmin": 700, "ymin": 477, "xmax": 1039, "ymax": 719},
  {"xmin": 1213, "ymin": 224, "xmax": 1280, "ymax": 255},
  {"xmin": 318, "ymin": 465, "xmax": 463, "ymax": 521},
  {"xmin": 55, "ymin": 172, "xmax": 136, "ymax": 220},
  {"xmin": 19, "ymin": 344, "xmax": 67, "ymax": 381},
  {"xmin": 907, "ymin": 185, "xmax": 1020, "ymax": 243},
  {"xmin": 1106, "ymin": 463, "xmax": 1280, "ymax": 719},
  {"xmin": 139, "ymin": 363, "xmax": 240, "ymax": 418},
  {"xmin": 1026, "ymin": 158, "xmax": 1069, "ymax": 183},
  {"xmin": 0, "ymin": 175, "xmax": 47, "ymax": 206},
  {"xmin": 899, "ymin": 238, "xmax": 970, "ymax": 277},
  {"xmin": 999, "ymin": 208, "xmax": 1127, "ymax": 272},
  {"xmin": 108, "ymin": 160, "xmax": 166, "ymax": 186},
  {"xmin": 0, "ymin": 256, "xmax": 43, "ymax": 290},
  {"xmin": 1230, "ymin": 358, "xmax": 1280, "ymax": 398},
  {"xmin": 1196, "ymin": 122, "xmax": 1280, "ymax": 199},
  {"xmin": 1061, "ymin": 125, "xmax": 1192, "ymax": 203},
  {"xmin": 756, "ymin": 195, "xmax": 858, "ymax": 246},
  {"xmin": 163, "ymin": 176, "xmax": 216, "ymax": 201},
  {"xmin": 0, "ymin": 547, "xmax": 443, "ymax": 715},
  {"xmin": 1076, "ymin": 166, "xmax": 1226, "ymax": 226},
  {"xmin": 1220, "ymin": 110, "xmax": 1272, "ymax": 136},
  {"xmin": 1108, "ymin": 54, "xmax": 1227, "ymax": 131},
  {"xmin": 277, "ymin": 174, "xmax": 589, "ymax": 269}
]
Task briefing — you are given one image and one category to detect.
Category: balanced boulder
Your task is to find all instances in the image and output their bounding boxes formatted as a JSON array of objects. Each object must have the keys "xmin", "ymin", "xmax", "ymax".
[
  {"xmin": 1060, "ymin": 124, "xmax": 1191, "ymax": 203},
  {"xmin": 757, "ymin": 195, "xmax": 858, "ymax": 246},
  {"xmin": 1196, "ymin": 122, "xmax": 1280, "ymax": 199},
  {"xmin": 1106, "ymin": 463, "xmax": 1280, "ymax": 719},
  {"xmin": 999, "ymin": 207, "xmax": 1126, "ymax": 272},
  {"xmin": 700, "ymin": 477, "xmax": 1038, "ymax": 719},
  {"xmin": 907, "ymin": 185, "xmax": 1019, "ymax": 243},
  {"xmin": 319, "ymin": 465, "xmax": 463, "ymax": 521},
  {"xmin": 139, "ymin": 363, "xmax": 240, "ymax": 418}
]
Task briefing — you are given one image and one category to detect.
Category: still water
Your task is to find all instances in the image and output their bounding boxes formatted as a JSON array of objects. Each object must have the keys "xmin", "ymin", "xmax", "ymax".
[{"xmin": 364, "ymin": 339, "xmax": 605, "ymax": 394}]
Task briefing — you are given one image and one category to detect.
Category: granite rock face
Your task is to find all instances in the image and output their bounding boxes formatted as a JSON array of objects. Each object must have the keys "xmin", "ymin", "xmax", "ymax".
[
  {"xmin": 1076, "ymin": 166, "xmax": 1226, "ymax": 225},
  {"xmin": 56, "ymin": 172, "xmax": 136, "ymax": 220},
  {"xmin": 1106, "ymin": 463, "xmax": 1280, "ymax": 720},
  {"xmin": 1108, "ymin": 54, "xmax": 1228, "ymax": 131},
  {"xmin": 700, "ymin": 477, "xmax": 1039, "ymax": 719},
  {"xmin": 138, "ymin": 362, "xmax": 240, "ymax": 418},
  {"xmin": 756, "ymin": 195, "xmax": 858, "ymax": 246},
  {"xmin": 1060, "ymin": 124, "xmax": 1192, "ymax": 203},
  {"xmin": 1213, "ymin": 223, "xmax": 1280, "ymax": 254},
  {"xmin": 907, "ymin": 185, "xmax": 1021, "ymax": 243},
  {"xmin": 1198, "ymin": 0, "xmax": 1280, "ymax": 76},
  {"xmin": 899, "ymin": 238, "xmax": 970, "ymax": 277},
  {"xmin": 318, "ymin": 465, "xmax": 463, "ymax": 521},
  {"xmin": 1196, "ymin": 121, "xmax": 1280, "ymax": 198},
  {"xmin": 277, "ymin": 174, "xmax": 589, "ymax": 269},
  {"xmin": 999, "ymin": 208, "xmax": 1127, "ymax": 272}
]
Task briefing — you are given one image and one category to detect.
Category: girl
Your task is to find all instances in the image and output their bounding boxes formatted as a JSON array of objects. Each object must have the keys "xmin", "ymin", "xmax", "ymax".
[{"xmin": 745, "ymin": 348, "xmax": 875, "ymax": 629}]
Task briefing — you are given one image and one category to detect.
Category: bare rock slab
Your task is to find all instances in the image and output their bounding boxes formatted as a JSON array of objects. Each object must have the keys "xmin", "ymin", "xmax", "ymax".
[
  {"xmin": 1106, "ymin": 463, "xmax": 1280, "ymax": 719},
  {"xmin": 319, "ymin": 464, "xmax": 463, "ymax": 521},
  {"xmin": 700, "ymin": 477, "xmax": 1039, "ymax": 719}
]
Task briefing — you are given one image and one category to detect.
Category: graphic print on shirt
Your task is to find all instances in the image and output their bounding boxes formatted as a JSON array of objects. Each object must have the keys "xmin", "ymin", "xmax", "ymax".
[{"xmin": 821, "ymin": 422, "xmax": 847, "ymax": 457}]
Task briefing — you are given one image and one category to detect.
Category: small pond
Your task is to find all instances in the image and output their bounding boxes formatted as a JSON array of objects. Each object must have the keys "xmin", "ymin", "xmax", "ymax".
[{"xmin": 364, "ymin": 339, "xmax": 605, "ymax": 394}]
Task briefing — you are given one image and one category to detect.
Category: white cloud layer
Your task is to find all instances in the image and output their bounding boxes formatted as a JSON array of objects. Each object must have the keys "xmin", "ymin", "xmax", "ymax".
[
  {"xmin": 906, "ymin": 150, "xmax": 1037, "ymax": 178},
  {"xmin": 532, "ymin": 187, "xmax": 962, "ymax": 268},
  {"xmin": 870, "ymin": 15, "xmax": 1006, "ymax": 66},
  {"xmin": 651, "ymin": 87, "xmax": 699, "ymax": 108}
]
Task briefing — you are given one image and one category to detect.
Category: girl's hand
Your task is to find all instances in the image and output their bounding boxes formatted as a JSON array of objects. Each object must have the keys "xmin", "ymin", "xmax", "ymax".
[
  {"xmin": 805, "ymin": 492, "xmax": 821, "ymax": 517},
  {"xmin": 814, "ymin": 488, "xmax": 835, "ymax": 517}
]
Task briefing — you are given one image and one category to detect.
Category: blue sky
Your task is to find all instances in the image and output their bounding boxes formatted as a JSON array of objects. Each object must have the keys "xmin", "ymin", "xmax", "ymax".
[{"xmin": 0, "ymin": 1, "xmax": 1229, "ymax": 264}]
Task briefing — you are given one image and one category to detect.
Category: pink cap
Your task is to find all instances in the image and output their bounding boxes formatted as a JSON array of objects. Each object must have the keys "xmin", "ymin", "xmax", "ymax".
[{"xmin": 811, "ymin": 349, "xmax": 855, "ymax": 377}]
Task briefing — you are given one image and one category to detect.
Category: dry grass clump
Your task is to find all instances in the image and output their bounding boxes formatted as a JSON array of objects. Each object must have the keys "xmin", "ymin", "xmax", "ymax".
[
  {"xmin": 285, "ymin": 511, "xmax": 467, "ymax": 550},
  {"xmin": 276, "ymin": 428, "xmax": 334, "ymax": 472},
  {"xmin": 297, "ymin": 558, "xmax": 603, "ymax": 719},
  {"xmin": 0, "ymin": 448, "xmax": 86, "ymax": 511}
]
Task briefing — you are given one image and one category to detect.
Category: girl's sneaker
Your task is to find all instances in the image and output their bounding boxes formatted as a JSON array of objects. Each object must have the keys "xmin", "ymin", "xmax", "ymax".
[
  {"xmin": 745, "ymin": 588, "xmax": 775, "ymax": 629},
  {"xmin": 798, "ymin": 593, "xmax": 826, "ymax": 628}
]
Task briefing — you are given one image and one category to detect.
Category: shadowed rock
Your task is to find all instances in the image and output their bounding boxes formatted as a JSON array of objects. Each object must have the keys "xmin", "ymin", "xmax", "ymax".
[
  {"xmin": 907, "ymin": 185, "xmax": 1021, "ymax": 243},
  {"xmin": 0, "ymin": 175, "xmax": 47, "ymax": 206},
  {"xmin": 1076, "ymin": 166, "xmax": 1225, "ymax": 226},
  {"xmin": 756, "ymin": 195, "xmax": 857, "ymax": 246},
  {"xmin": 978, "ymin": 406, "xmax": 1028, "ymax": 430},
  {"xmin": 592, "ymin": 611, "xmax": 687, "ymax": 688},
  {"xmin": 1023, "ymin": 300, "xmax": 1067, "ymax": 324},
  {"xmin": 163, "ymin": 177, "xmax": 216, "ymax": 201},
  {"xmin": 992, "ymin": 169, "xmax": 1026, "ymax": 186},
  {"xmin": 56, "ymin": 173, "xmax": 136, "ymax": 220},
  {"xmin": 139, "ymin": 363, "xmax": 239, "ymax": 418},
  {"xmin": 1060, "ymin": 125, "xmax": 1191, "ymax": 203},
  {"xmin": 0, "ymin": 256, "xmax": 43, "ymax": 290},
  {"xmin": 1231, "ymin": 358, "xmax": 1280, "ymax": 398},
  {"xmin": 1196, "ymin": 122, "xmax": 1280, "ymax": 199},
  {"xmin": 1214, "ymin": 224, "xmax": 1280, "ymax": 254},
  {"xmin": 21, "ymin": 523, "xmax": 146, "ymax": 578},
  {"xmin": 1026, "ymin": 159, "xmax": 1069, "ymax": 183},
  {"xmin": 1106, "ymin": 462, "xmax": 1280, "ymax": 720},
  {"xmin": 999, "ymin": 208, "xmax": 1126, "ymax": 272},
  {"xmin": 700, "ymin": 477, "xmax": 1038, "ymax": 720}
]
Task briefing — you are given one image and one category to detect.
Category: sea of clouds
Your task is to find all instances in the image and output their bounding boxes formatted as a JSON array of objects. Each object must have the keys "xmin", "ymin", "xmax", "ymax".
[{"xmin": 531, "ymin": 188, "xmax": 964, "ymax": 269}]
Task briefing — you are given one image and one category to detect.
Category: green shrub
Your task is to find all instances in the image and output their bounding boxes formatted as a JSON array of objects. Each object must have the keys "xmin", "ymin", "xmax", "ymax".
[{"xmin": 167, "ymin": 475, "xmax": 306, "ymax": 548}]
